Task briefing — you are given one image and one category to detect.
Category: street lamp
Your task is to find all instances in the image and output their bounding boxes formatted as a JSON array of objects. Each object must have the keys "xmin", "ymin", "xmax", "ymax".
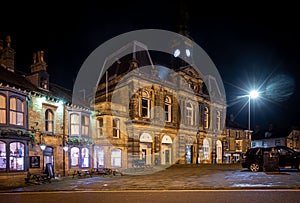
[{"xmin": 248, "ymin": 90, "xmax": 259, "ymax": 148}]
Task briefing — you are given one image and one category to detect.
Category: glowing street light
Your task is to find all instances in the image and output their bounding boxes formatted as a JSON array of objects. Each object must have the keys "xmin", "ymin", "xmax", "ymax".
[
  {"xmin": 248, "ymin": 90, "xmax": 259, "ymax": 148},
  {"xmin": 249, "ymin": 90, "xmax": 259, "ymax": 99}
]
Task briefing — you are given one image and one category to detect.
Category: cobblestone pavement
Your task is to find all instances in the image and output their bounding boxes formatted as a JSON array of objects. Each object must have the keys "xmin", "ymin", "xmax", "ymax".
[{"xmin": 2, "ymin": 164, "xmax": 300, "ymax": 192}]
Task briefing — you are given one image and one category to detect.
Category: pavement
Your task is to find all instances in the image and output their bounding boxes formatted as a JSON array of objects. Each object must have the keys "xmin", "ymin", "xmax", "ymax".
[{"xmin": 1, "ymin": 164, "xmax": 300, "ymax": 192}]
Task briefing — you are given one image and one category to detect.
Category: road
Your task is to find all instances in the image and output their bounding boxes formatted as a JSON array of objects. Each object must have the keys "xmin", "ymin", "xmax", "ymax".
[{"xmin": 1, "ymin": 190, "xmax": 300, "ymax": 203}]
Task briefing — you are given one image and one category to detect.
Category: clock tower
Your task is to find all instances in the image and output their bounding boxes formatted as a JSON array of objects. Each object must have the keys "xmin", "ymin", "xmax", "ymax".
[{"xmin": 171, "ymin": 10, "xmax": 194, "ymax": 69}]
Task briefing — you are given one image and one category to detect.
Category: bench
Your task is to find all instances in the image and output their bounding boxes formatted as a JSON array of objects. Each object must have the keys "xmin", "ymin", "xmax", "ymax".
[
  {"xmin": 25, "ymin": 172, "xmax": 51, "ymax": 184},
  {"xmin": 71, "ymin": 170, "xmax": 93, "ymax": 178},
  {"xmin": 93, "ymin": 168, "xmax": 113, "ymax": 176},
  {"xmin": 93, "ymin": 168, "xmax": 124, "ymax": 176}
]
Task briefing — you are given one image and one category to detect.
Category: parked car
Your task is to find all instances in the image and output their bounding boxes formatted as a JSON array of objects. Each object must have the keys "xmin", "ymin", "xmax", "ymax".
[{"xmin": 242, "ymin": 146, "xmax": 300, "ymax": 172}]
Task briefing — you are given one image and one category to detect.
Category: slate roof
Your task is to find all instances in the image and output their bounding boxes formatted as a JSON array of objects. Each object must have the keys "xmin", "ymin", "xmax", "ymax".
[{"xmin": 0, "ymin": 65, "xmax": 72, "ymax": 103}]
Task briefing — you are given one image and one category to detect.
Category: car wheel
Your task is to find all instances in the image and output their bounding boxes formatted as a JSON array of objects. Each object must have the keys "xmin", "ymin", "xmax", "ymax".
[{"xmin": 249, "ymin": 162, "xmax": 260, "ymax": 172}]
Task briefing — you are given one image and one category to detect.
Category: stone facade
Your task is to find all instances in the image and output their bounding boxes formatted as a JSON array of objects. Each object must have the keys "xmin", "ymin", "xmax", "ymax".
[
  {"xmin": 92, "ymin": 42, "xmax": 228, "ymax": 169},
  {"xmin": 0, "ymin": 35, "xmax": 255, "ymax": 188}
]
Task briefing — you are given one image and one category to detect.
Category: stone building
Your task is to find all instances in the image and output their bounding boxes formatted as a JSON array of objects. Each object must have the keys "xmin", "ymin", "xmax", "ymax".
[
  {"xmin": 0, "ymin": 36, "xmax": 95, "ymax": 187},
  {"xmin": 0, "ymin": 34, "xmax": 253, "ymax": 187},
  {"xmin": 287, "ymin": 128, "xmax": 300, "ymax": 152},
  {"xmin": 92, "ymin": 39, "xmax": 227, "ymax": 170},
  {"xmin": 223, "ymin": 115, "xmax": 252, "ymax": 163}
]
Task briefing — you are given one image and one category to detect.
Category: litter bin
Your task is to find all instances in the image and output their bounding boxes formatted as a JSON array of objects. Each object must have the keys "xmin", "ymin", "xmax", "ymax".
[{"xmin": 263, "ymin": 151, "xmax": 279, "ymax": 172}]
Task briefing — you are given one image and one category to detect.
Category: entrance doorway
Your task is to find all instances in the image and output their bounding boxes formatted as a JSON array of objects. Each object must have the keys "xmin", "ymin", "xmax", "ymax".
[
  {"xmin": 186, "ymin": 145, "xmax": 192, "ymax": 164},
  {"xmin": 43, "ymin": 146, "xmax": 54, "ymax": 171}
]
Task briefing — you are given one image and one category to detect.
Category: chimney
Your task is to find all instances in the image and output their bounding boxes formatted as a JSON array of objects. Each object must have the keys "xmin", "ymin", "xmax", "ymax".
[
  {"xmin": 30, "ymin": 50, "xmax": 48, "ymax": 73},
  {"xmin": 0, "ymin": 35, "xmax": 15, "ymax": 72},
  {"xmin": 27, "ymin": 50, "xmax": 49, "ymax": 90}
]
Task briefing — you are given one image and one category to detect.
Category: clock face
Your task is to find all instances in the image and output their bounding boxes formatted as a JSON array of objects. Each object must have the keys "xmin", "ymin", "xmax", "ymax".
[
  {"xmin": 186, "ymin": 49, "xmax": 191, "ymax": 57},
  {"xmin": 174, "ymin": 49, "xmax": 180, "ymax": 57}
]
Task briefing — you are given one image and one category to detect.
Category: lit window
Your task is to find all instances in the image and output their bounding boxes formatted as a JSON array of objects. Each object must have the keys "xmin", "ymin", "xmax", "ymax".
[
  {"xmin": 141, "ymin": 91, "xmax": 150, "ymax": 118},
  {"xmin": 0, "ymin": 95, "xmax": 6, "ymax": 124},
  {"xmin": 204, "ymin": 107, "xmax": 209, "ymax": 129},
  {"xmin": 9, "ymin": 142, "xmax": 25, "ymax": 171},
  {"xmin": 113, "ymin": 118, "xmax": 120, "ymax": 138},
  {"xmin": 97, "ymin": 118, "xmax": 104, "ymax": 138},
  {"xmin": 9, "ymin": 97, "xmax": 24, "ymax": 126},
  {"xmin": 203, "ymin": 139, "xmax": 210, "ymax": 160},
  {"xmin": 165, "ymin": 96, "xmax": 171, "ymax": 122},
  {"xmin": 94, "ymin": 146, "xmax": 104, "ymax": 168},
  {"xmin": 0, "ymin": 141, "xmax": 6, "ymax": 171},
  {"xmin": 186, "ymin": 102, "xmax": 193, "ymax": 125},
  {"xmin": 236, "ymin": 140, "xmax": 242, "ymax": 152},
  {"xmin": 81, "ymin": 148, "xmax": 89, "ymax": 168},
  {"xmin": 70, "ymin": 114, "xmax": 79, "ymax": 136},
  {"xmin": 111, "ymin": 148, "xmax": 121, "ymax": 167},
  {"xmin": 81, "ymin": 115, "xmax": 89, "ymax": 136},
  {"xmin": 45, "ymin": 109, "xmax": 54, "ymax": 134},
  {"xmin": 70, "ymin": 147, "xmax": 79, "ymax": 167}
]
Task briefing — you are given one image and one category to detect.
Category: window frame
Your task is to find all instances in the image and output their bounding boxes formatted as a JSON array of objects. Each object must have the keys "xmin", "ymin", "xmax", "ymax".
[
  {"xmin": 141, "ymin": 91, "xmax": 150, "ymax": 118},
  {"xmin": 186, "ymin": 102, "xmax": 193, "ymax": 125},
  {"xmin": 0, "ymin": 141, "xmax": 26, "ymax": 172},
  {"xmin": 111, "ymin": 148, "xmax": 122, "ymax": 167},
  {"xmin": 204, "ymin": 107, "xmax": 209, "ymax": 129},
  {"xmin": 165, "ymin": 96, "xmax": 171, "ymax": 122},
  {"xmin": 70, "ymin": 113, "xmax": 80, "ymax": 136},
  {"xmin": 97, "ymin": 118, "xmax": 104, "ymax": 138},
  {"xmin": 0, "ymin": 94, "xmax": 6, "ymax": 124},
  {"xmin": 113, "ymin": 118, "xmax": 120, "ymax": 138},
  {"xmin": 81, "ymin": 115, "xmax": 90, "ymax": 136},
  {"xmin": 9, "ymin": 97, "xmax": 25, "ymax": 126},
  {"xmin": 45, "ymin": 109, "xmax": 54, "ymax": 134}
]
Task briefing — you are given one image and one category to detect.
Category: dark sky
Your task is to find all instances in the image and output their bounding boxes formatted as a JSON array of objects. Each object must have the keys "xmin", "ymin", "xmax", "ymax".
[{"xmin": 1, "ymin": 2, "xmax": 299, "ymax": 130}]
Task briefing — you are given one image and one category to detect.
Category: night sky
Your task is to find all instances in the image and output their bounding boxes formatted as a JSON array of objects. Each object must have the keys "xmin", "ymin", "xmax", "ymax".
[{"xmin": 1, "ymin": 2, "xmax": 299, "ymax": 131}]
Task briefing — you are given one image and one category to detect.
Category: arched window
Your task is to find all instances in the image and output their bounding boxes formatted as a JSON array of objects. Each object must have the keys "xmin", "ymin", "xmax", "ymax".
[
  {"xmin": 81, "ymin": 148, "xmax": 89, "ymax": 168},
  {"xmin": 141, "ymin": 91, "xmax": 150, "ymax": 118},
  {"xmin": 0, "ymin": 141, "xmax": 7, "ymax": 171},
  {"xmin": 165, "ymin": 96, "xmax": 171, "ymax": 122},
  {"xmin": 0, "ymin": 95, "xmax": 6, "ymax": 124},
  {"xmin": 217, "ymin": 111, "xmax": 221, "ymax": 131},
  {"xmin": 111, "ymin": 148, "xmax": 122, "ymax": 167},
  {"xmin": 81, "ymin": 115, "xmax": 89, "ymax": 136},
  {"xmin": 70, "ymin": 114, "xmax": 79, "ymax": 136},
  {"xmin": 94, "ymin": 146, "xmax": 104, "ymax": 168},
  {"xmin": 204, "ymin": 107, "xmax": 209, "ymax": 129},
  {"xmin": 216, "ymin": 140, "xmax": 222, "ymax": 163},
  {"xmin": 186, "ymin": 102, "xmax": 193, "ymax": 125},
  {"xmin": 97, "ymin": 118, "xmax": 104, "ymax": 138},
  {"xmin": 9, "ymin": 142, "xmax": 25, "ymax": 171},
  {"xmin": 70, "ymin": 147, "xmax": 79, "ymax": 167},
  {"xmin": 203, "ymin": 139, "xmax": 210, "ymax": 160},
  {"xmin": 9, "ymin": 97, "xmax": 24, "ymax": 126},
  {"xmin": 45, "ymin": 109, "xmax": 54, "ymax": 134}
]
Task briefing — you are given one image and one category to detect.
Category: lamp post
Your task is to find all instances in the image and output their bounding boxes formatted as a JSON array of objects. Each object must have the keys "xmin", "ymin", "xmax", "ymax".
[{"xmin": 248, "ymin": 90, "xmax": 259, "ymax": 148}]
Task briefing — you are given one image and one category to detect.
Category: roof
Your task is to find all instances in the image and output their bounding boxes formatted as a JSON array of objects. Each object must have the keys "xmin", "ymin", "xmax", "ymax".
[
  {"xmin": 0, "ymin": 65, "xmax": 72, "ymax": 104},
  {"xmin": 0, "ymin": 65, "xmax": 39, "ymax": 91}
]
